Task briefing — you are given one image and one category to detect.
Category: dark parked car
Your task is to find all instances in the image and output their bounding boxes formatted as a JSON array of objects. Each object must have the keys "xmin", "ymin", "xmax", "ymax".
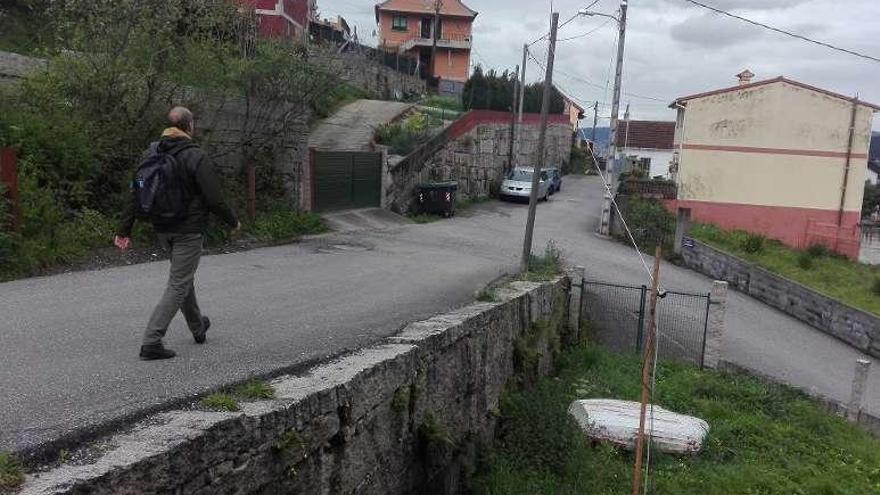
[{"xmin": 546, "ymin": 167, "xmax": 562, "ymax": 194}]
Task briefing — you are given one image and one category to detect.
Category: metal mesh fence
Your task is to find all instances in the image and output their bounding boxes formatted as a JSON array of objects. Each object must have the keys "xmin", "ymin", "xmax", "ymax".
[
  {"xmin": 581, "ymin": 280, "xmax": 711, "ymax": 367},
  {"xmin": 656, "ymin": 290, "xmax": 711, "ymax": 367},
  {"xmin": 581, "ymin": 282, "xmax": 645, "ymax": 357}
]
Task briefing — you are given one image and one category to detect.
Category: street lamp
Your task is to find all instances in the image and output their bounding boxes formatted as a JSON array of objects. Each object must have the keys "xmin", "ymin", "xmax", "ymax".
[{"xmin": 577, "ymin": 8, "xmax": 620, "ymax": 23}]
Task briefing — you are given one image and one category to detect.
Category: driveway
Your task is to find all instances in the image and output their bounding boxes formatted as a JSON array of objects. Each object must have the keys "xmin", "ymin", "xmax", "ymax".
[
  {"xmin": 1, "ymin": 175, "xmax": 877, "ymax": 455},
  {"xmin": 308, "ymin": 99, "xmax": 412, "ymax": 151}
]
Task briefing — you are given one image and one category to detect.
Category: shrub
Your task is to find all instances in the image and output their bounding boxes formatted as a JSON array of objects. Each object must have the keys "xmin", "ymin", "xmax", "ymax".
[
  {"xmin": 567, "ymin": 146, "xmax": 589, "ymax": 175},
  {"xmin": 375, "ymin": 112, "xmax": 441, "ymax": 155},
  {"xmin": 311, "ymin": 83, "xmax": 370, "ymax": 119},
  {"xmin": 806, "ymin": 244, "xmax": 829, "ymax": 258},
  {"xmin": 621, "ymin": 197, "xmax": 675, "ymax": 254},
  {"xmin": 740, "ymin": 233, "xmax": 765, "ymax": 254}
]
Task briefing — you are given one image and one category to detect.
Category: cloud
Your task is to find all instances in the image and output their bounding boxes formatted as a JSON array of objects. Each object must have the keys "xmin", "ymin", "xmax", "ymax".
[
  {"xmin": 321, "ymin": 0, "xmax": 880, "ymax": 126},
  {"xmin": 671, "ymin": 12, "xmax": 764, "ymax": 48},
  {"xmin": 698, "ymin": 0, "xmax": 812, "ymax": 10}
]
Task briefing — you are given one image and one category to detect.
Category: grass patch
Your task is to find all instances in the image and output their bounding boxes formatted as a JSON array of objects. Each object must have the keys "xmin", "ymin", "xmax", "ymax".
[
  {"xmin": 0, "ymin": 452, "xmax": 24, "ymax": 491},
  {"xmin": 235, "ymin": 379, "xmax": 275, "ymax": 400},
  {"xmin": 419, "ymin": 95, "xmax": 463, "ymax": 112},
  {"xmin": 690, "ymin": 223, "xmax": 880, "ymax": 317},
  {"xmin": 521, "ymin": 242, "xmax": 563, "ymax": 282},
  {"xmin": 200, "ymin": 393, "xmax": 240, "ymax": 412},
  {"xmin": 456, "ymin": 196, "xmax": 494, "ymax": 210},
  {"xmin": 311, "ymin": 83, "xmax": 371, "ymax": 120},
  {"xmin": 477, "ymin": 286, "xmax": 498, "ymax": 302},
  {"xmin": 410, "ymin": 213, "xmax": 443, "ymax": 224},
  {"xmin": 246, "ymin": 207, "xmax": 327, "ymax": 241},
  {"xmin": 474, "ymin": 345, "xmax": 880, "ymax": 494}
]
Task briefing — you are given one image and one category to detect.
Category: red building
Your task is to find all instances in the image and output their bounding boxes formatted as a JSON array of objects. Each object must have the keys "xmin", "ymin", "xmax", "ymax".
[{"xmin": 246, "ymin": 0, "xmax": 315, "ymax": 41}]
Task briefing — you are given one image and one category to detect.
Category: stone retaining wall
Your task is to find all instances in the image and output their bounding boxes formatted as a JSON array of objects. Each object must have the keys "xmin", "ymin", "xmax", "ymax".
[
  {"xmin": 309, "ymin": 43, "xmax": 426, "ymax": 100},
  {"xmin": 19, "ymin": 277, "xmax": 573, "ymax": 495},
  {"xmin": 385, "ymin": 111, "xmax": 573, "ymax": 214},
  {"xmin": 682, "ymin": 239, "xmax": 880, "ymax": 358}
]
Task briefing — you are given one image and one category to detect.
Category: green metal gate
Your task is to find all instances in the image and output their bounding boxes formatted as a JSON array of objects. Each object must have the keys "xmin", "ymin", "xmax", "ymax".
[
  {"xmin": 580, "ymin": 280, "xmax": 712, "ymax": 368},
  {"xmin": 313, "ymin": 151, "xmax": 382, "ymax": 212}
]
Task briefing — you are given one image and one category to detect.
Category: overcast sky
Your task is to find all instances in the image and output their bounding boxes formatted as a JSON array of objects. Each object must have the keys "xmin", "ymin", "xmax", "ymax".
[{"xmin": 323, "ymin": 0, "xmax": 880, "ymax": 125}]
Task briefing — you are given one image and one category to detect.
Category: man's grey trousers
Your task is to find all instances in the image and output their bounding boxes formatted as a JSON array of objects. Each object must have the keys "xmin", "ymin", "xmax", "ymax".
[{"xmin": 143, "ymin": 233, "xmax": 205, "ymax": 346}]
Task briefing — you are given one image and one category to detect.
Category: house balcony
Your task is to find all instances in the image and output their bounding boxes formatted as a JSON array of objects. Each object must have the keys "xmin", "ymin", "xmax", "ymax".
[{"xmin": 398, "ymin": 33, "xmax": 472, "ymax": 52}]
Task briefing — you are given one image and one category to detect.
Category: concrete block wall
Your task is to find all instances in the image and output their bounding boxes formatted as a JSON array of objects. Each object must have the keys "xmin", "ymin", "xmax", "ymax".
[
  {"xmin": 19, "ymin": 277, "xmax": 572, "ymax": 495},
  {"xmin": 682, "ymin": 239, "xmax": 880, "ymax": 358}
]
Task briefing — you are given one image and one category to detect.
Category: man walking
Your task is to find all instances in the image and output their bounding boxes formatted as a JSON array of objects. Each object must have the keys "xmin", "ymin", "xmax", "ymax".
[{"xmin": 116, "ymin": 106, "xmax": 240, "ymax": 361}]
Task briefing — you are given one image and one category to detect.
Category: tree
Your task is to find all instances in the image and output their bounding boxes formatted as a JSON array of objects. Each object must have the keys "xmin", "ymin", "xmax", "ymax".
[{"xmin": 462, "ymin": 65, "xmax": 564, "ymax": 113}]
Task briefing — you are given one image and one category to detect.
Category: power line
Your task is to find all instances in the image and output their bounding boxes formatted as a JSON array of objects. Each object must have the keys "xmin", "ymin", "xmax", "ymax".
[
  {"xmin": 680, "ymin": 0, "xmax": 880, "ymax": 64},
  {"xmin": 558, "ymin": 16, "xmax": 614, "ymax": 42},
  {"xmin": 528, "ymin": 0, "xmax": 602, "ymax": 46},
  {"xmin": 529, "ymin": 52, "xmax": 669, "ymax": 104}
]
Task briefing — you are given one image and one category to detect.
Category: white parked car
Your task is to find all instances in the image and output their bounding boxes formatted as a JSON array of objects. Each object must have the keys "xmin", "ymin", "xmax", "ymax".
[{"xmin": 500, "ymin": 167, "xmax": 550, "ymax": 202}]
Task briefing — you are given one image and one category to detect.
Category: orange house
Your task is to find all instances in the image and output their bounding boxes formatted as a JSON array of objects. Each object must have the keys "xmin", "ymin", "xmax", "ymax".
[{"xmin": 375, "ymin": 0, "xmax": 477, "ymax": 94}]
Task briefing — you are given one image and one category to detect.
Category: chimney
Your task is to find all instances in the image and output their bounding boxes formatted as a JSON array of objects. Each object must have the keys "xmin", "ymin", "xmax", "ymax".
[{"xmin": 736, "ymin": 69, "xmax": 755, "ymax": 86}]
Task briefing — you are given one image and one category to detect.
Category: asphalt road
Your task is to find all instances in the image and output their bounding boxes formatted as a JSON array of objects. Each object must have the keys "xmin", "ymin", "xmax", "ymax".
[{"xmin": 2, "ymin": 175, "xmax": 878, "ymax": 455}]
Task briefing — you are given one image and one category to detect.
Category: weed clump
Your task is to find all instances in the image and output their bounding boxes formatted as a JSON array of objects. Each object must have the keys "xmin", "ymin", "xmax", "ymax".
[
  {"xmin": 0, "ymin": 452, "xmax": 24, "ymax": 490},
  {"xmin": 235, "ymin": 380, "xmax": 275, "ymax": 400},
  {"xmin": 740, "ymin": 233, "xmax": 765, "ymax": 253},
  {"xmin": 523, "ymin": 242, "xmax": 563, "ymax": 281},
  {"xmin": 200, "ymin": 393, "xmax": 240, "ymax": 412}
]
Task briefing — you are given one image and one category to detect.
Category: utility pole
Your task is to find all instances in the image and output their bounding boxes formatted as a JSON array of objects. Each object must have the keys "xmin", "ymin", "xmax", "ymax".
[
  {"xmin": 598, "ymin": 0, "xmax": 628, "ymax": 236},
  {"xmin": 631, "ymin": 245, "xmax": 662, "ymax": 495},
  {"xmin": 430, "ymin": 0, "xmax": 442, "ymax": 83},
  {"xmin": 520, "ymin": 12, "xmax": 559, "ymax": 274},
  {"xmin": 514, "ymin": 44, "xmax": 528, "ymax": 167},
  {"xmin": 507, "ymin": 64, "xmax": 520, "ymax": 173}
]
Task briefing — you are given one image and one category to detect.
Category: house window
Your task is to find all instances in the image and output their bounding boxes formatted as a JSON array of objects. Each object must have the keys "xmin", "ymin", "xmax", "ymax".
[{"xmin": 392, "ymin": 15, "xmax": 407, "ymax": 31}]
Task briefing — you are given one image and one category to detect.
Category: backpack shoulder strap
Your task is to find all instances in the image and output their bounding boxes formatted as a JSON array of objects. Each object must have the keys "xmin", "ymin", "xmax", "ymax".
[{"xmin": 143, "ymin": 141, "xmax": 160, "ymax": 159}]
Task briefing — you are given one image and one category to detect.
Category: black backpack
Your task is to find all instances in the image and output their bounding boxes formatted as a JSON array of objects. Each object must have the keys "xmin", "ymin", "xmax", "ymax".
[{"xmin": 132, "ymin": 142, "xmax": 194, "ymax": 225}]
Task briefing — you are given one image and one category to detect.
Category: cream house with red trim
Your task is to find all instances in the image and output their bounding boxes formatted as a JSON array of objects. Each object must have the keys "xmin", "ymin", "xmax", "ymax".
[{"xmin": 671, "ymin": 72, "xmax": 880, "ymax": 259}]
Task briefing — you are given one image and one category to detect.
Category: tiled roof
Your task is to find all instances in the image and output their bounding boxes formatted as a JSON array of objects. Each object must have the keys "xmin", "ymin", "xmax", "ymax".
[
  {"xmin": 615, "ymin": 120, "xmax": 676, "ymax": 150},
  {"xmin": 671, "ymin": 76, "xmax": 880, "ymax": 111},
  {"xmin": 375, "ymin": 0, "xmax": 478, "ymax": 18}
]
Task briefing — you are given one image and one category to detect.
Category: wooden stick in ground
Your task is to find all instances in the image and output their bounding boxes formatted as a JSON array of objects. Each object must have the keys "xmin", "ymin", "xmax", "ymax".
[{"xmin": 631, "ymin": 244, "xmax": 662, "ymax": 495}]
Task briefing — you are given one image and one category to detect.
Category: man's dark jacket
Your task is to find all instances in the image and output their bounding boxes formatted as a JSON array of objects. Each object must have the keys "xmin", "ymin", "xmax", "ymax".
[{"xmin": 118, "ymin": 136, "xmax": 238, "ymax": 237}]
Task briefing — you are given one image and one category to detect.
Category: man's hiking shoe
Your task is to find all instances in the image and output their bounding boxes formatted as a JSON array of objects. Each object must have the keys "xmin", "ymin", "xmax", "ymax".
[
  {"xmin": 139, "ymin": 344, "xmax": 176, "ymax": 361},
  {"xmin": 193, "ymin": 316, "xmax": 210, "ymax": 344}
]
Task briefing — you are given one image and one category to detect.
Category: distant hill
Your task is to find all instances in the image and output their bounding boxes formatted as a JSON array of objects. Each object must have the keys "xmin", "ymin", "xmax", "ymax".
[{"xmin": 577, "ymin": 126, "xmax": 610, "ymax": 155}]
